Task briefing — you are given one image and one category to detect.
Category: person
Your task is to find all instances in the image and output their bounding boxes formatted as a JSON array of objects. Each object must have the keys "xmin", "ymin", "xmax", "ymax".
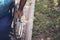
[{"xmin": 0, "ymin": 0, "xmax": 27, "ymax": 40}]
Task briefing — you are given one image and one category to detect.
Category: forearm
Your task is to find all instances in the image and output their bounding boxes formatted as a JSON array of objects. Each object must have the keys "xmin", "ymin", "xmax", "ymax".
[{"xmin": 19, "ymin": 0, "xmax": 27, "ymax": 11}]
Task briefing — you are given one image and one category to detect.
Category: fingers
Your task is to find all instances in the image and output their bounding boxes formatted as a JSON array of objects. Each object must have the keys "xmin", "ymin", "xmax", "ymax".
[{"xmin": 16, "ymin": 10, "xmax": 23, "ymax": 19}]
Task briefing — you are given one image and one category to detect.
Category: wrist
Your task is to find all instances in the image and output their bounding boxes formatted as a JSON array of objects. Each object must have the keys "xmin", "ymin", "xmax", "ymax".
[{"xmin": 18, "ymin": 8, "xmax": 23, "ymax": 12}]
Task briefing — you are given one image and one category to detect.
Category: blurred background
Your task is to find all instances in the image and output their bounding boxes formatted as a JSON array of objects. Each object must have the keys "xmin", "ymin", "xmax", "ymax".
[{"xmin": 32, "ymin": 0, "xmax": 60, "ymax": 40}]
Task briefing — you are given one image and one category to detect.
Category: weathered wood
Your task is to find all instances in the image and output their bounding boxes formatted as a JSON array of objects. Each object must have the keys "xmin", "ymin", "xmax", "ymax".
[
  {"xmin": 15, "ymin": 0, "xmax": 35, "ymax": 40},
  {"xmin": 23, "ymin": 0, "xmax": 35, "ymax": 40}
]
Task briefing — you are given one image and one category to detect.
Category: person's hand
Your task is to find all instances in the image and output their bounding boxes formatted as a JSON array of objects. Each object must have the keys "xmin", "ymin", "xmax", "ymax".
[{"xmin": 16, "ymin": 10, "xmax": 23, "ymax": 19}]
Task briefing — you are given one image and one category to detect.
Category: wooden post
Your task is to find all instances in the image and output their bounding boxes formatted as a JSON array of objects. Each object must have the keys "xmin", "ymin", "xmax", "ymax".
[
  {"xmin": 16, "ymin": 0, "xmax": 35, "ymax": 40},
  {"xmin": 23, "ymin": 0, "xmax": 35, "ymax": 40}
]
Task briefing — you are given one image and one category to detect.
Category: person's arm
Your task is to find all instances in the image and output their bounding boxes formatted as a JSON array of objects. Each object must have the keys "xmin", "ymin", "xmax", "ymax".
[
  {"xmin": 17, "ymin": 0, "xmax": 27, "ymax": 18},
  {"xmin": 19, "ymin": 0, "xmax": 27, "ymax": 11}
]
